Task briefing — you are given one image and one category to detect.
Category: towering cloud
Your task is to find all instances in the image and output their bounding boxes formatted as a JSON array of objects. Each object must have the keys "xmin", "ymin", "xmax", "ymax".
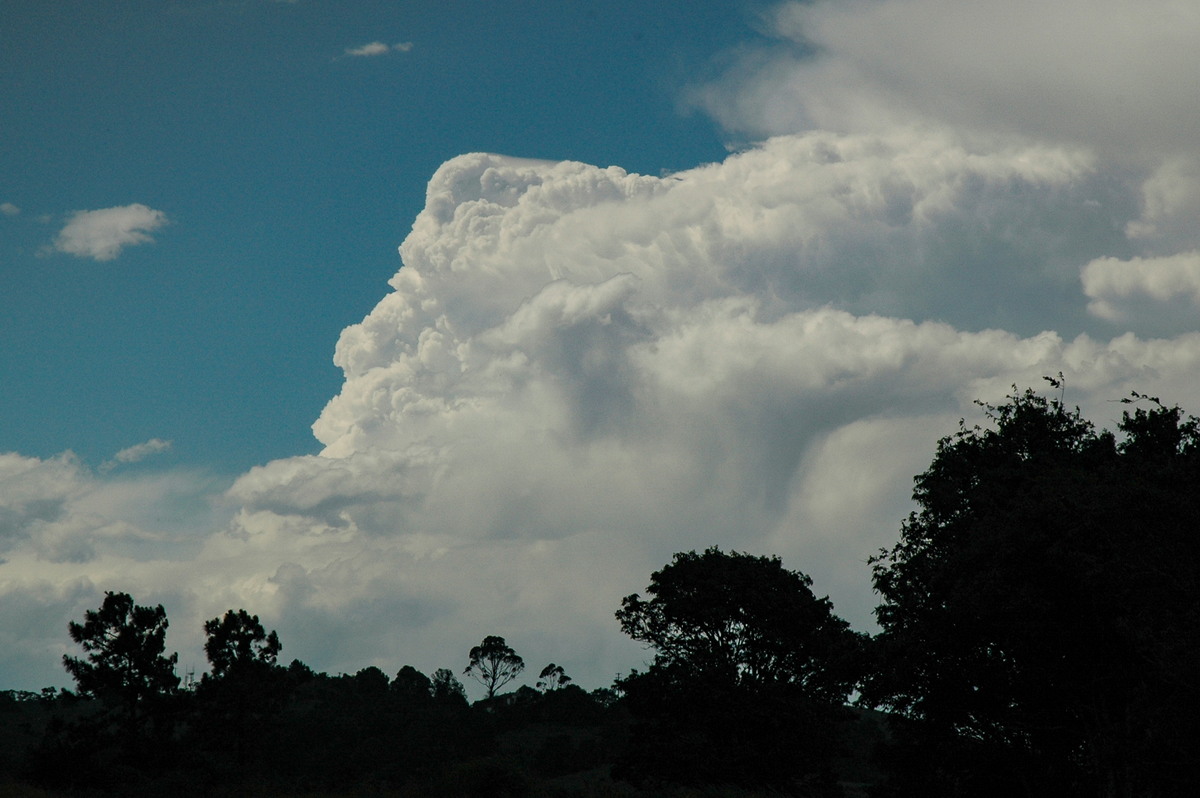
[
  {"xmin": 2, "ymin": 0, "xmax": 1199, "ymax": 693},
  {"xmin": 219, "ymin": 132, "xmax": 1200, "ymax": 684}
]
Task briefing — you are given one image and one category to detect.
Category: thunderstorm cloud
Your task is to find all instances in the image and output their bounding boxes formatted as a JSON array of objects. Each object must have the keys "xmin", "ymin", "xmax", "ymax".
[{"xmin": 3, "ymin": 0, "xmax": 1200, "ymax": 692}]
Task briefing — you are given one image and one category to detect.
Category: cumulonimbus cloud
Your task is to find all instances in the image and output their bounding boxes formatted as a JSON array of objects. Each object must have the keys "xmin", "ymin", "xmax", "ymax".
[
  {"xmin": 3, "ymin": 2, "xmax": 1200, "ymax": 693},
  {"xmin": 49, "ymin": 203, "xmax": 168, "ymax": 261},
  {"xmin": 6, "ymin": 130, "xmax": 1200, "ymax": 691},
  {"xmin": 219, "ymin": 136, "xmax": 1199, "ymax": 685}
]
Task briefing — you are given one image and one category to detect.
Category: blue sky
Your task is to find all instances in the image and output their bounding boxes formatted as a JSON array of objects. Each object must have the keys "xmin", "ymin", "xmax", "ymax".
[
  {"xmin": 4, "ymin": 0, "xmax": 1200, "ymax": 694},
  {"xmin": 2, "ymin": 0, "xmax": 754, "ymax": 471}
]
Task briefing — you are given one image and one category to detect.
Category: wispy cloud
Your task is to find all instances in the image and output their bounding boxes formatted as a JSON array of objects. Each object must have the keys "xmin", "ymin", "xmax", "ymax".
[
  {"xmin": 1, "ymin": 202, "xmax": 20, "ymax": 216},
  {"xmin": 48, "ymin": 203, "xmax": 168, "ymax": 261},
  {"xmin": 343, "ymin": 41, "xmax": 413, "ymax": 57},
  {"xmin": 101, "ymin": 439, "xmax": 173, "ymax": 472}
]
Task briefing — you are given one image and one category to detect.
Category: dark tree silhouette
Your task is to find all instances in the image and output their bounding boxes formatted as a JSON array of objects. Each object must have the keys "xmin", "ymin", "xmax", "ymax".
[
  {"xmin": 617, "ymin": 546, "xmax": 863, "ymax": 697},
  {"xmin": 350, "ymin": 665, "xmax": 390, "ymax": 694},
  {"xmin": 62, "ymin": 591, "xmax": 179, "ymax": 741},
  {"xmin": 867, "ymin": 386, "xmax": 1200, "ymax": 797},
  {"xmin": 464, "ymin": 637, "xmax": 524, "ymax": 699},
  {"xmin": 391, "ymin": 665, "xmax": 433, "ymax": 702},
  {"xmin": 203, "ymin": 609, "xmax": 280, "ymax": 679},
  {"xmin": 536, "ymin": 663, "xmax": 571, "ymax": 692},
  {"xmin": 430, "ymin": 667, "xmax": 468, "ymax": 705},
  {"xmin": 615, "ymin": 547, "xmax": 862, "ymax": 792},
  {"xmin": 196, "ymin": 608, "xmax": 288, "ymax": 773}
]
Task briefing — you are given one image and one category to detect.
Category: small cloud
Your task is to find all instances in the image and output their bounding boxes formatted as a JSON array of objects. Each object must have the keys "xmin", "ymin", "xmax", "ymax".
[
  {"xmin": 343, "ymin": 41, "xmax": 413, "ymax": 57},
  {"xmin": 345, "ymin": 41, "xmax": 390, "ymax": 57},
  {"xmin": 1, "ymin": 202, "xmax": 20, "ymax": 216},
  {"xmin": 101, "ymin": 439, "xmax": 173, "ymax": 472},
  {"xmin": 48, "ymin": 203, "xmax": 168, "ymax": 261}
]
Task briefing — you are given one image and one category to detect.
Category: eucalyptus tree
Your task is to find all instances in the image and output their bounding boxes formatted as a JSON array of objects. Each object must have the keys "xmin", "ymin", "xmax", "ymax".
[{"xmin": 464, "ymin": 636, "xmax": 524, "ymax": 699}]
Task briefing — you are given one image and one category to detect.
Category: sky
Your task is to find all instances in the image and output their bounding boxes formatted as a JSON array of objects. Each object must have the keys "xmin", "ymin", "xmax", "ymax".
[{"xmin": 3, "ymin": 0, "xmax": 1200, "ymax": 694}]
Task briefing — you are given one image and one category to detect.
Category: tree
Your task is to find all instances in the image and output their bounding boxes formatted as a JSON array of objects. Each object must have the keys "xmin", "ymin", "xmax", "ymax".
[
  {"xmin": 614, "ymin": 548, "xmax": 863, "ymax": 792},
  {"xmin": 197, "ymin": 608, "xmax": 287, "ymax": 771},
  {"xmin": 62, "ymin": 591, "xmax": 180, "ymax": 740},
  {"xmin": 616, "ymin": 546, "xmax": 862, "ymax": 698},
  {"xmin": 536, "ymin": 663, "xmax": 571, "ymax": 692},
  {"xmin": 350, "ymin": 666, "xmax": 389, "ymax": 695},
  {"xmin": 430, "ymin": 667, "xmax": 468, "ymax": 705},
  {"xmin": 464, "ymin": 636, "xmax": 524, "ymax": 700},
  {"xmin": 391, "ymin": 665, "xmax": 433, "ymax": 702},
  {"xmin": 203, "ymin": 609, "xmax": 281, "ymax": 679},
  {"xmin": 867, "ymin": 386, "xmax": 1200, "ymax": 797}
]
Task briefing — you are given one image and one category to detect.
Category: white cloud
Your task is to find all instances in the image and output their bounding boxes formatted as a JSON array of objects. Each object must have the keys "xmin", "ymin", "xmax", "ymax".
[
  {"xmin": 4, "ymin": 3, "xmax": 1200, "ymax": 694},
  {"xmin": 112, "ymin": 438, "xmax": 173, "ymax": 464},
  {"xmin": 7, "ymin": 132, "xmax": 1200, "ymax": 692},
  {"xmin": 2, "ymin": 140, "xmax": 1199, "ymax": 691},
  {"xmin": 1083, "ymin": 252, "xmax": 1200, "ymax": 324},
  {"xmin": 344, "ymin": 41, "xmax": 412, "ymax": 58},
  {"xmin": 100, "ymin": 439, "xmax": 173, "ymax": 472},
  {"xmin": 0, "ymin": 450, "xmax": 233, "ymax": 687},
  {"xmin": 699, "ymin": 0, "xmax": 1200, "ymax": 160},
  {"xmin": 345, "ymin": 41, "xmax": 388, "ymax": 57},
  {"xmin": 222, "ymin": 143, "xmax": 1198, "ymax": 687},
  {"xmin": 49, "ymin": 203, "xmax": 168, "ymax": 261},
  {"xmin": 1, "ymin": 202, "xmax": 19, "ymax": 216}
]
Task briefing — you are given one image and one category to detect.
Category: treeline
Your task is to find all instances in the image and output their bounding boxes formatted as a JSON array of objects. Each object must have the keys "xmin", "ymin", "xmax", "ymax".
[{"xmin": 2, "ymin": 385, "xmax": 1197, "ymax": 797}]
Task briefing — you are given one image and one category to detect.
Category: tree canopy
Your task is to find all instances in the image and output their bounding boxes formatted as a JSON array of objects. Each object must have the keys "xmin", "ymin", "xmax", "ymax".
[
  {"xmin": 464, "ymin": 636, "xmax": 524, "ymax": 700},
  {"xmin": 615, "ymin": 547, "xmax": 862, "ymax": 791},
  {"xmin": 617, "ymin": 546, "xmax": 862, "ymax": 698},
  {"xmin": 62, "ymin": 592, "xmax": 179, "ymax": 722},
  {"xmin": 536, "ymin": 663, "xmax": 571, "ymax": 692},
  {"xmin": 203, "ymin": 608, "xmax": 281, "ymax": 680},
  {"xmin": 867, "ymin": 386, "xmax": 1200, "ymax": 796}
]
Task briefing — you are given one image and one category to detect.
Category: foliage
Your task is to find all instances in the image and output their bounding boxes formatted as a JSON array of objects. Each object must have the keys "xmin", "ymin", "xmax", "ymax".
[
  {"xmin": 195, "ymin": 609, "xmax": 289, "ymax": 773},
  {"xmin": 39, "ymin": 593, "xmax": 184, "ymax": 789},
  {"xmin": 61, "ymin": 591, "xmax": 179, "ymax": 733},
  {"xmin": 617, "ymin": 547, "xmax": 863, "ymax": 698},
  {"xmin": 464, "ymin": 636, "xmax": 525, "ymax": 699},
  {"xmin": 392, "ymin": 664, "xmax": 434, "ymax": 701},
  {"xmin": 432, "ymin": 667, "xmax": 469, "ymax": 705},
  {"xmin": 536, "ymin": 662, "xmax": 572, "ymax": 692},
  {"xmin": 866, "ymin": 386, "xmax": 1200, "ymax": 796},
  {"xmin": 615, "ymin": 547, "xmax": 862, "ymax": 792},
  {"xmin": 202, "ymin": 608, "xmax": 281, "ymax": 679}
]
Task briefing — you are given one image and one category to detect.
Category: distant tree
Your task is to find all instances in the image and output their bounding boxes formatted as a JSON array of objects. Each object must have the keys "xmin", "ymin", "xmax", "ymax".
[
  {"xmin": 430, "ymin": 667, "xmax": 468, "ymax": 705},
  {"xmin": 464, "ymin": 636, "xmax": 525, "ymax": 700},
  {"xmin": 203, "ymin": 609, "xmax": 281, "ymax": 679},
  {"xmin": 351, "ymin": 666, "xmax": 390, "ymax": 695},
  {"xmin": 536, "ymin": 663, "xmax": 571, "ymax": 692},
  {"xmin": 867, "ymin": 386, "xmax": 1200, "ymax": 797},
  {"xmin": 62, "ymin": 591, "xmax": 180, "ymax": 741},
  {"xmin": 391, "ymin": 665, "xmax": 433, "ymax": 701}
]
